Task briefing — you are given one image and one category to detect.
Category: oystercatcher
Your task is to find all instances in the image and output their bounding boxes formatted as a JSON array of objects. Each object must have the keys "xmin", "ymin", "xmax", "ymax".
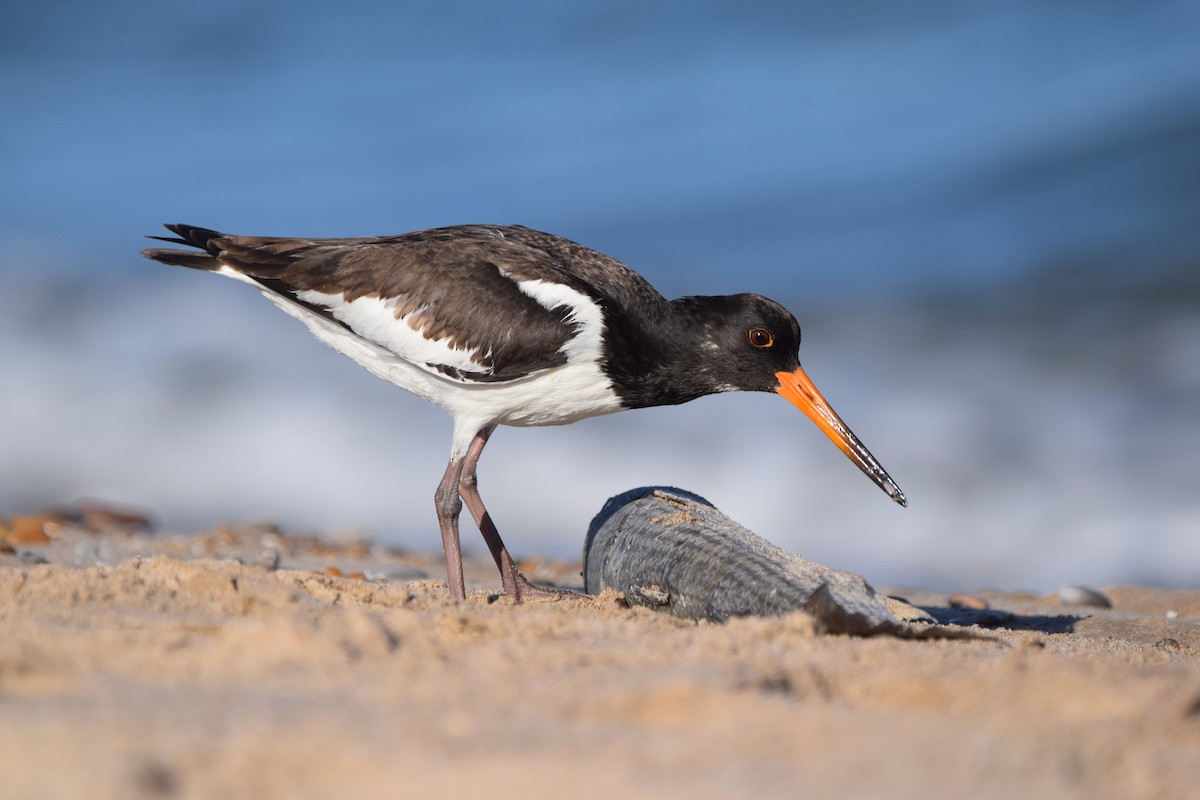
[{"xmin": 143, "ymin": 224, "xmax": 906, "ymax": 601}]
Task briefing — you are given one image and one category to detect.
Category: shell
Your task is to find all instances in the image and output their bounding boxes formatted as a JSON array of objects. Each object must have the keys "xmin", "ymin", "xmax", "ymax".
[
  {"xmin": 583, "ymin": 486, "xmax": 975, "ymax": 639},
  {"xmin": 1057, "ymin": 585, "xmax": 1112, "ymax": 608}
]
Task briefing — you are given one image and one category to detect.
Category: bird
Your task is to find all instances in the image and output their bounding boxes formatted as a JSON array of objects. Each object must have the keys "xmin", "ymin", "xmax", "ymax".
[{"xmin": 143, "ymin": 223, "xmax": 907, "ymax": 601}]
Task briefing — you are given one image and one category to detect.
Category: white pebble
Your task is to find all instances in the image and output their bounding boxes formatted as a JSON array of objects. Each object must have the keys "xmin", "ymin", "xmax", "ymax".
[{"xmin": 1057, "ymin": 585, "xmax": 1112, "ymax": 608}]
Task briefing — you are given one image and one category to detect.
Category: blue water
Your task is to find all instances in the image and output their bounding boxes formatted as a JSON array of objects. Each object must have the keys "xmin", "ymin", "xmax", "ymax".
[{"xmin": 3, "ymin": 2, "xmax": 1199, "ymax": 590}]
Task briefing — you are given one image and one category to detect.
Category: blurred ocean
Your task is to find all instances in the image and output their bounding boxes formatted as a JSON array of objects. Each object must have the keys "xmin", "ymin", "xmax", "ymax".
[{"xmin": 2, "ymin": 1, "xmax": 1198, "ymax": 590}]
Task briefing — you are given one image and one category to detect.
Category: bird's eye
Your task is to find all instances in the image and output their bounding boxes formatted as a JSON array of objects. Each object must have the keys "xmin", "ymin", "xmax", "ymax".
[{"xmin": 748, "ymin": 328, "xmax": 774, "ymax": 348}]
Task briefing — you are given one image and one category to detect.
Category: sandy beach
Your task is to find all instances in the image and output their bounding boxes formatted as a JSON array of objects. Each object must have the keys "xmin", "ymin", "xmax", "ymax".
[{"xmin": 1, "ymin": 512, "xmax": 1198, "ymax": 800}]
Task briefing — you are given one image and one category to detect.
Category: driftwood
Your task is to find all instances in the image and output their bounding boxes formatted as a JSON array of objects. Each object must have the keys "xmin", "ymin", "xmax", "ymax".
[{"xmin": 584, "ymin": 487, "xmax": 975, "ymax": 639}]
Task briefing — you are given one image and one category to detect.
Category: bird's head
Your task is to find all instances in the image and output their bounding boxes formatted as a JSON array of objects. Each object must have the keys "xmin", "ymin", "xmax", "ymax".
[{"xmin": 687, "ymin": 293, "xmax": 908, "ymax": 507}]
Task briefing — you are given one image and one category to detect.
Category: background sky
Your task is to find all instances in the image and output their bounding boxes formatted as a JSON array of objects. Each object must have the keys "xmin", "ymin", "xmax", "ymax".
[{"xmin": 3, "ymin": 1, "xmax": 1199, "ymax": 590}]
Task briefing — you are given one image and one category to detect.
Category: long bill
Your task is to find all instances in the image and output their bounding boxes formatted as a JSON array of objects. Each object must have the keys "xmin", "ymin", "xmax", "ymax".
[{"xmin": 775, "ymin": 366, "xmax": 908, "ymax": 507}]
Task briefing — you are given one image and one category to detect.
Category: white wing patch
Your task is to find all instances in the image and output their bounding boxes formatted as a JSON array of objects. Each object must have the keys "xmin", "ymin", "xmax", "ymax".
[
  {"xmin": 513, "ymin": 278, "xmax": 606, "ymax": 365},
  {"xmin": 295, "ymin": 289, "xmax": 488, "ymax": 377}
]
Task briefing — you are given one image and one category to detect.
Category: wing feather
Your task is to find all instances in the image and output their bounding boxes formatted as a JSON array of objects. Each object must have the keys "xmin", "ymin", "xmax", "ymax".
[{"xmin": 169, "ymin": 225, "xmax": 591, "ymax": 382}]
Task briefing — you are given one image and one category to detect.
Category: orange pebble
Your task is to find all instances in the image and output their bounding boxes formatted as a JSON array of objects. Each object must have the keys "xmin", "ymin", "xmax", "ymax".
[{"xmin": 6, "ymin": 516, "xmax": 60, "ymax": 544}]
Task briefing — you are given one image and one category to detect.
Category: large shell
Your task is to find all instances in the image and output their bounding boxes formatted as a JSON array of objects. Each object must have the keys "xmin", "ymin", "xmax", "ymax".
[{"xmin": 584, "ymin": 487, "xmax": 971, "ymax": 639}]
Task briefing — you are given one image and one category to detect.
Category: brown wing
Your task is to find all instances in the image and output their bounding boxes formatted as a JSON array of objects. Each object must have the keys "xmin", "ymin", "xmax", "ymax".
[{"xmin": 144, "ymin": 224, "xmax": 605, "ymax": 382}]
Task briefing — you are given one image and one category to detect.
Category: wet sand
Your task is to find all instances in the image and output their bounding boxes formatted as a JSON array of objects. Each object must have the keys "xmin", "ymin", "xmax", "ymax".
[{"xmin": 1, "ymin": 517, "xmax": 1198, "ymax": 799}]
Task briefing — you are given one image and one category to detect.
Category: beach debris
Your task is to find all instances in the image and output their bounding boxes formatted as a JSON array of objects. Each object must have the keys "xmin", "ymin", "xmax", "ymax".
[
  {"xmin": 4, "ymin": 515, "xmax": 61, "ymax": 544},
  {"xmin": 1, "ymin": 502, "xmax": 151, "ymax": 548},
  {"xmin": 1057, "ymin": 585, "xmax": 1112, "ymax": 608},
  {"xmin": 583, "ymin": 487, "xmax": 979, "ymax": 639}
]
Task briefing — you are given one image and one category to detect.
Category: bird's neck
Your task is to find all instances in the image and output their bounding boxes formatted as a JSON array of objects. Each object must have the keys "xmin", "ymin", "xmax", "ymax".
[{"xmin": 600, "ymin": 296, "xmax": 730, "ymax": 409}]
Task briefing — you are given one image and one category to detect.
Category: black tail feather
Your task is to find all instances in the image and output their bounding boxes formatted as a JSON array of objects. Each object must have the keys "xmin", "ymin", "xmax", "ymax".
[
  {"xmin": 161, "ymin": 223, "xmax": 224, "ymax": 252},
  {"xmin": 141, "ymin": 223, "xmax": 227, "ymax": 269},
  {"xmin": 141, "ymin": 247, "xmax": 220, "ymax": 270}
]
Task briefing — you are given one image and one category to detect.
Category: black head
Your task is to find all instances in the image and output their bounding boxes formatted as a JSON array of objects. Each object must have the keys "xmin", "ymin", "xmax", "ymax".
[
  {"xmin": 610, "ymin": 292, "xmax": 908, "ymax": 507},
  {"xmin": 677, "ymin": 293, "xmax": 803, "ymax": 394}
]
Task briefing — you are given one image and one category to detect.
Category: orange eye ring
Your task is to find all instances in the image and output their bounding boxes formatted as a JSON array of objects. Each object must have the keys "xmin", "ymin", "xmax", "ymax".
[{"xmin": 748, "ymin": 327, "xmax": 774, "ymax": 348}]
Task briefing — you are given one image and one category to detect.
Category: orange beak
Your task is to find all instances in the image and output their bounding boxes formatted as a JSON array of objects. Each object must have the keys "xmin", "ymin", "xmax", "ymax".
[{"xmin": 776, "ymin": 366, "xmax": 908, "ymax": 507}]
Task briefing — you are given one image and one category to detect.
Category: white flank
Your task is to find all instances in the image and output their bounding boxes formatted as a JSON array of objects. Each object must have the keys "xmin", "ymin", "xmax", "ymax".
[
  {"xmin": 446, "ymin": 277, "xmax": 621, "ymax": 454},
  {"xmin": 295, "ymin": 289, "xmax": 485, "ymax": 376},
  {"xmin": 215, "ymin": 266, "xmax": 624, "ymax": 459}
]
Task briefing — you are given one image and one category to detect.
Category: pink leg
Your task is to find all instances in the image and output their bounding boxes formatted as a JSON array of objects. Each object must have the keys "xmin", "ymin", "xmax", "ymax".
[
  {"xmin": 433, "ymin": 455, "xmax": 468, "ymax": 601},
  {"xmin": 457, "ymin": 426, "xmax": 572, "ymax": 602}
]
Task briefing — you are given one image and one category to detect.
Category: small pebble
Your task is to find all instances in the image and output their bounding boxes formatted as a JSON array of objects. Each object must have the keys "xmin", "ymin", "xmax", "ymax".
[
  {"xmin": 1166, "ymin": 610, "xmax": 1179, "ymax": 619},
  {"xmin": 1057, "ymin": 585, "xmax": 1112, "ymax": 608},
  {"xmin": 18, "ymin": 551, "xmax": 49, "ymax": 565},
  {"xmin": 948, "ymin": 593, "xmax": 990, "ymax": 610},
  {"xmin": 256, "ymin": 547, "xmax": 281, "ymax": 571},
  {"xmin": 6, "ymin": 516, "xmax": 60, "ymax": 544},
  {"xmin": 1154, "ymin": 638, "xmax": 1181, "ymax": 652},
  {"xmin": 346, "ymin": 571, "xmax": 367, "ymax": 581},
  {"xmin": 322, "ymin": 566, "xmax": 343, "ymax": 577}
]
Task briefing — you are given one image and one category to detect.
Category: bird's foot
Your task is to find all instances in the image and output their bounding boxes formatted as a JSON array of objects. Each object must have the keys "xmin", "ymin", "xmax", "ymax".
[{"xmin": 500, "ymin": 573, "xmax": 580, "ymax": 604}]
